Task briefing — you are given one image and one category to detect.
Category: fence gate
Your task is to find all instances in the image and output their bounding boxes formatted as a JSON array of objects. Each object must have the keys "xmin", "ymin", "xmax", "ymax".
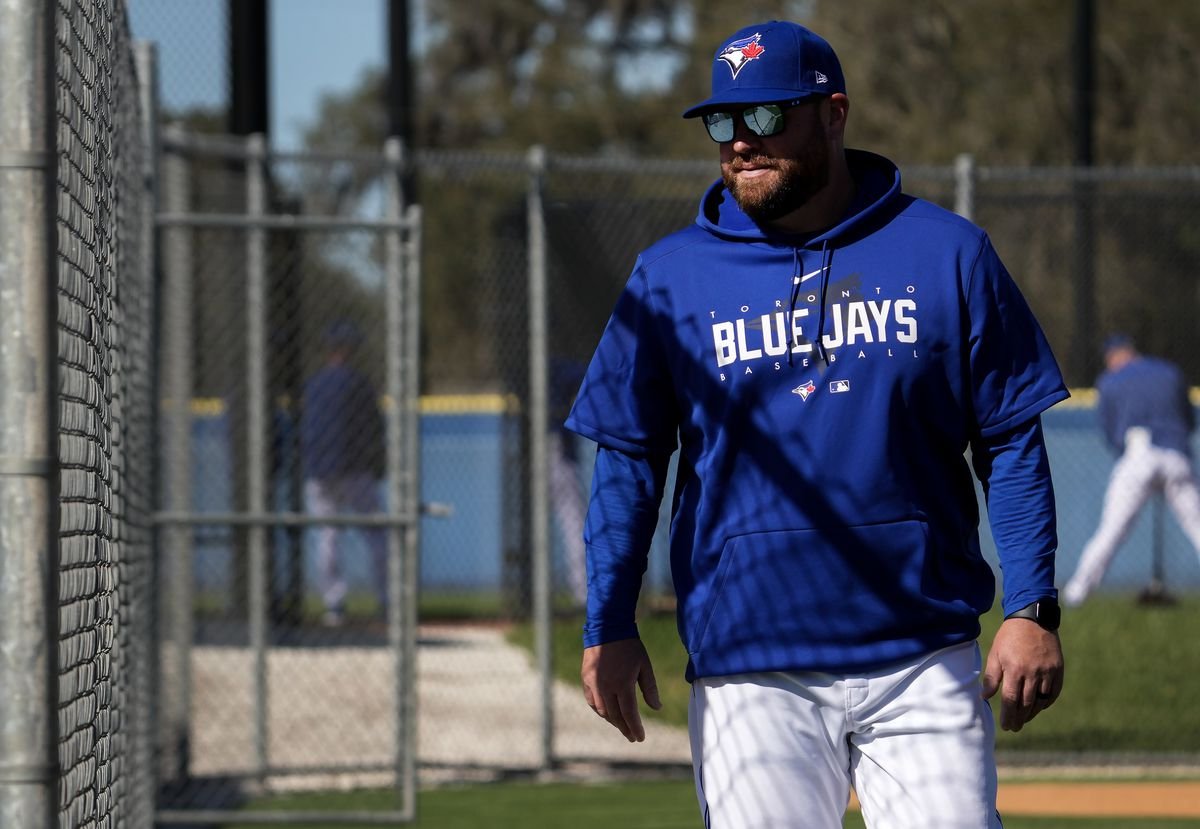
[{"xmin": 152, "ymin": 129, "xmax": 422, "ymax": 825}]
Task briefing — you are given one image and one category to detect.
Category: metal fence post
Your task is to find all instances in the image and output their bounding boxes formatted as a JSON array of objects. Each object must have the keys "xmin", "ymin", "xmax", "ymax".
[
  {"xmin": 246, "ymin": 132, "xmax": 270, "ymax": 781},
  {"xmin": 134, "ymin": 37, "xmax": 162, "ymax": 809},
  {"xmin": 527, "ymin": 145, "xmax": 553, "ymax": 769},
  {"xmin": 954, "ymin": 153, "xmax": 975, "ymax": 222},
  {"xmin": 160, "ymin": 123, "xmax": 195, "ymax": 783},
  {"xmin": 384, "ymin": 137, "xmax": 417, "ymax": 819},
  {"xmin": 0, "ymin": 0, "xmax": 59, "ymax": 826},
  {"xmin": 401, "ymin": 201, "xmax": 422, "ymax": 818}
]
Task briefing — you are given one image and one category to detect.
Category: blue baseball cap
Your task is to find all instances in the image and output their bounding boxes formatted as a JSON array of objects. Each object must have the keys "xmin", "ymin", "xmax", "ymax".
[
  {"xmin": 1102, "ymin": 333, "xmax": 1134, "ymax": 354},
  {"xmin": 683, "ymin": 21, "xmax": 846, "ymax": 118},
  {"xmin": 323, "ymin": 320, "xmax": 365, "ymax": 348}
]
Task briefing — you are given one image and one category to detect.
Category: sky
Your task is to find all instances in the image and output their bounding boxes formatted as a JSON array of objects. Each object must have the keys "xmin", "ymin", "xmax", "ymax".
[{"xmin": 127, "ymin": 0, "xmax": 391, "ymax": 150}]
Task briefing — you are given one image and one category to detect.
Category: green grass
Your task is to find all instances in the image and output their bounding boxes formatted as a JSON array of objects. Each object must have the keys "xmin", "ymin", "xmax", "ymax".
[
  {"xmin": 224, "ymin": 780, "xmax": 1200, "ymax": 828},
  {"xmin": 218, "ymin": 594, "xmax": 1200, "ymax": 827},
  {"xmin": 511, "ymin": 594, "xmax": 1200, "ymax": 752}
]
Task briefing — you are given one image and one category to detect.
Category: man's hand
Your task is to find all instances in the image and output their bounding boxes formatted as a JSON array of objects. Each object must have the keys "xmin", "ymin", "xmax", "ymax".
[
  {"xmin": 581, "ymin": 638, "xmax": 662, "ymax": 742},
  {"xmin": 981, "ymin": 619, "xmax": 1064, "ymax": 732}
]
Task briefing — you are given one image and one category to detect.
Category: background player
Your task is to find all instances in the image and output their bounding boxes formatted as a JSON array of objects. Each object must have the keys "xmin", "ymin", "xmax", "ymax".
[{"xmin": 1063, "ymin": 334, "xmax": 1200, "ymax": 605}]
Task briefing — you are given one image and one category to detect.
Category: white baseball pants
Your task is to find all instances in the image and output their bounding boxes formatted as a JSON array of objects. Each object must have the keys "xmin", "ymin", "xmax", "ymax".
[
  {"xmin": 1063, "ymin": 437, "xmax": 1200, "ymax": 605},
  {"xmin": 548, "ymin": 432, "xmax": 588, "ymax": 605},
  {"xmin": 304, "ymin": 474, "xmax": 388, "ymax": 614},
  {"xmin": 689, "ymin": 642, "xmax": 1000, "ymax": 829}
]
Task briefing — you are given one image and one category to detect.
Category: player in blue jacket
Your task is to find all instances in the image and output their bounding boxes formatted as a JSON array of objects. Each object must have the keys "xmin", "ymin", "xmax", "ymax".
[
  {"xmin": 566, "ymin": 21, "xmax": 1068, "ymax": 828},
  {"xmin": 301, "ymin": 321, "xmax": 387, "ymax": 625},
  {"xmin": 1063, "ymin": 335, "xmax": 1200, "ymax": 606}
]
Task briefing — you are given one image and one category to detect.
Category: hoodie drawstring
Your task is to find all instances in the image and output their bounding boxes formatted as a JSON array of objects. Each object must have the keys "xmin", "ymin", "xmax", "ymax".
[
  {"xmin": 787, "ymin": 248, "xmax": 803, "ymax": 367},
  {"xmin": 813, "ymin": 239, "xmax": 833, "ymax": 366},
  {"xmin": 788, "ymin": 240, "xmax": 834, "ymax": 367}
]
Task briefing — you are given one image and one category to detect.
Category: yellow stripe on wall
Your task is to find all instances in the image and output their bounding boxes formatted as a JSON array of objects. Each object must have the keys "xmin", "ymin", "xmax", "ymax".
[
  {"xmin": 184, "ymin": 389, "xmax": 1199, "ymax": 417},
  {"xmin": 1060, "ymin": 387, "xmax": 1200, "ymax": 408},
  {"xmin": 186, "ymin": 393, "xmax": 522, "ymax": 417}
]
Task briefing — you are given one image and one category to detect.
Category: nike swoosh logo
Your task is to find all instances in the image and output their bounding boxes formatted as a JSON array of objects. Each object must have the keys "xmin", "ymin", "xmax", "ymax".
[{"xmin": 793, "ymin": 267, "xmax": 826, "ymax": 285}]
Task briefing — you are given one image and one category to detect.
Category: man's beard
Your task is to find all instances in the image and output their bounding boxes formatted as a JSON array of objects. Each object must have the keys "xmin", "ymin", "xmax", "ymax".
[{"xmin": 723, "ymin": 125, "xmax": 831, "ymax": 225}]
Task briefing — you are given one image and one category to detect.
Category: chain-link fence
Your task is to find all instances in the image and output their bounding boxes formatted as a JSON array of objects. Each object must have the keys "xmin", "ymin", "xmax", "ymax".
[
  {"xmin": 1, "ymin": 1, "xmax": 157, "ymax": 827},
  {"xmin": 56, "ymin": 4, "xmax": 158, "ymax": 823},
  {"xmin": 414, "ymin": 148, "xmax": 1200, "ymax": 775},
  {"xmin": 154, "ymin": 141, "xmax": 1200, "ymax": 811},
  {"xmin": 6, "ymin": 11, "xmax": 1200, "ymax": 816}
]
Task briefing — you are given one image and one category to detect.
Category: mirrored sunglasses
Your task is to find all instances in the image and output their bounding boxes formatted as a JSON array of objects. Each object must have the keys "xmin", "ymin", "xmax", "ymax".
[{"xmin": 701, "ymin": 98, "xmax": 813, "ymax": 143}]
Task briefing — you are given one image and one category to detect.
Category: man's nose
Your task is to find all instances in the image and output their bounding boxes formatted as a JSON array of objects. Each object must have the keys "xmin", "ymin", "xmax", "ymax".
[{"xmin": 730, "ymin": 116, "xmax": 763, "ymax": 152}]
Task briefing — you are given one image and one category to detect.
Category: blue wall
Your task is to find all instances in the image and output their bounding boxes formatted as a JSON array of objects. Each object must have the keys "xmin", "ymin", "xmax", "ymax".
[{"xmin": 182, "ymin": 403, "xmax": 1200, "ymax": 598}]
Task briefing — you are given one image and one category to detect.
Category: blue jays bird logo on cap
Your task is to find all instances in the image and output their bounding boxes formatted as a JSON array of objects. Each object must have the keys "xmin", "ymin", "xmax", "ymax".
[{"xmin": 717, "ymin": 33, "xmax": 765, "ymax": 79}]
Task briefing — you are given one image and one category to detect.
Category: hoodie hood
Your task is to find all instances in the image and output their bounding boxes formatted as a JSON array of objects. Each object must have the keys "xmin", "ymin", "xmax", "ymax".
[
  {"xmin": 695, "ymin": 148, "xmax": 902, "ymax": 248},
  {"xmin": 696, "ymin": 148, "xmax": 903, "ymax": 366}
]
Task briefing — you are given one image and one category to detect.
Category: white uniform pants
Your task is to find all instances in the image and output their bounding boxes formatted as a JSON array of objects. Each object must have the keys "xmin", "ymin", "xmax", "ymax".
[
  {"xmin": 689, "ymin": 642, "xmax": 1000, "ymax": 829},
  {"xmin": 305, "ymin": 474, "xmax": 388, "ymax": 614},
  {"xmin": 548, "ymin": 432, "xmax": 587, "ymax": 605},
  {"xmin": 1063, "ymin": 437, "xmax": 1200, "ymax": 605}
]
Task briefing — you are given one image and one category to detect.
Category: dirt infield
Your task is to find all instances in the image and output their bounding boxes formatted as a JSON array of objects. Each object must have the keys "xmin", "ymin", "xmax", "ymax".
[
  {"xmin": 844, "ymin": 782, "xmax": 1200, "ymax": 818},
  {"xmin": 997, "ymin": 781, "xmax": 1200, "ymax": 818}
]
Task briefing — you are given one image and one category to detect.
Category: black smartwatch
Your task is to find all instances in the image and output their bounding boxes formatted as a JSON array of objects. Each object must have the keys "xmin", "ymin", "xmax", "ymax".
[{"xmin": 1004, "ymin": 598, "xmax": 1061, "ymax": 632}]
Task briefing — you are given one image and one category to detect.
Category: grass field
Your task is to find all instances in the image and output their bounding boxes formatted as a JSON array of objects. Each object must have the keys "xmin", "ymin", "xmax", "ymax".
[
  {"xmin": 226, "ymin": 780, "xmax": 1200, "ymax": 828},
  {"xmin": 510, "ymin": 593, "xmax": 1200, "ymax": 753}
]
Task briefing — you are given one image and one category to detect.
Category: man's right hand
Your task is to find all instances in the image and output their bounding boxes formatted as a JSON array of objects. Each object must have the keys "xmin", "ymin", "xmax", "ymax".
[{"xmin": 581, "ymin": 638, "xmax": 662, "ymax": 742}]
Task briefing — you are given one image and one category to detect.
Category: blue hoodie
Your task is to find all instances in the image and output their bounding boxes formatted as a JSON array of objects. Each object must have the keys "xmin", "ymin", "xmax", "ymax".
[{"xmin": 565, "ymin": 149, "xmax": 1068, "ymax": 681}]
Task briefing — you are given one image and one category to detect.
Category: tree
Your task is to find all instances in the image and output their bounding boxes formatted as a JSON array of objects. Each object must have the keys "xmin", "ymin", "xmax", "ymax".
[{"xmin": 293, "ymin": 0, "xmax": 1200, "ymax": 389}]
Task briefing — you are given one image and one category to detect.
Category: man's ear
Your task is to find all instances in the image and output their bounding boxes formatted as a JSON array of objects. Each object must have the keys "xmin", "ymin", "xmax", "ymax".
[{"xmin": 826, "ymin": 93, "xmax": 850, "ymax": 136}]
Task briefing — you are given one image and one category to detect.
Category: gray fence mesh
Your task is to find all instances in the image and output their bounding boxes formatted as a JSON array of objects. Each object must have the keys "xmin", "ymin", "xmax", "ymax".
[
  {"xmin": 394, "ymin": 150, "xmax": 1200, "ymax": 773},
  {"xmin": 55, "ymin": 1, "xmax": 155, "ymax": 826},
  {"xmin": 153, "ymin": 135, "xmax": 420, "ymax": 822}
]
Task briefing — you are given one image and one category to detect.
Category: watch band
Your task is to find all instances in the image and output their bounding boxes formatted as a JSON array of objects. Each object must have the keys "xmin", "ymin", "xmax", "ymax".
[{"xmin": 1004, "ymin": 598, "xmax": 1061, "ymax": 632}]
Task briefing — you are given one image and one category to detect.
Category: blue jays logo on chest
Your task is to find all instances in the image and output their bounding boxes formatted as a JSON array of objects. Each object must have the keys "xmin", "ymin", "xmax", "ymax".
[
  {"xmin": 717, "ymin": 34, "xmax": 765, "ymax": 79},
  {"xmin": 707, "ymin": 273, "xmax": 922, "ymax": 384}
]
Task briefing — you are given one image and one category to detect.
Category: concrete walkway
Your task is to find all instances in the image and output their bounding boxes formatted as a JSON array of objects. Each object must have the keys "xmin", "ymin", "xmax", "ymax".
[{"xmin": 189, "ymin": 623, "xmax": 690, "ymax": 790}]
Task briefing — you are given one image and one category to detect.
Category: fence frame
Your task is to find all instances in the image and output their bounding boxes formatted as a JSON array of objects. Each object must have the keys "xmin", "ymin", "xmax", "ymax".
[
  {"xmin": 0, "ymin": 0, "xmax": 60, "ymax": 823},
  {"xmin": 151, "ymin": 130, "xmax": 423, "ymax": 826}
]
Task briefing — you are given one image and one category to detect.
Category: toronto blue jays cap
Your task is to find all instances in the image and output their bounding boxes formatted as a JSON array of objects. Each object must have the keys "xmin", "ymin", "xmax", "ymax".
[
  {"xmin": 1102, "ymin": 333, "xmax": 1134, "ymax": 353},
  {"xmin": 683, "ymin": 21, "xmax": 846, "ymax": 118},
  {"xmin": 323, "ymin": 319, "xmax": 365, "ymax": 348}
]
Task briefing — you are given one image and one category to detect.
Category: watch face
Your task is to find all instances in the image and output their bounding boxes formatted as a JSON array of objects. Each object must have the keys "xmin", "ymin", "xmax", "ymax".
[{"xmin": 1038, "ymin": 600, "xmax": 1061, "ymax": 631}]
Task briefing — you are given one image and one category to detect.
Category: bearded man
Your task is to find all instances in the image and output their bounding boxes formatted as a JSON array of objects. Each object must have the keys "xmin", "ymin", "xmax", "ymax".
[{"xmin": 566, "ymin": 20, "xmax": 1068, "ymax": 828}]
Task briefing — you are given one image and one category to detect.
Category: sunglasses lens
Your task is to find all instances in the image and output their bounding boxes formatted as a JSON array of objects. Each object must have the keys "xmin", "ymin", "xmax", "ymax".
[
  {"xmin": 702, "ymin": 104, "xmax": 789, "ymax": 142},
  {"xmin": 745, "ymin": 105, "xmax": 784, "ymax": 137},
  {"xmin": 702, "ymin": 111, "xmax": 735, "ymax": 143}
]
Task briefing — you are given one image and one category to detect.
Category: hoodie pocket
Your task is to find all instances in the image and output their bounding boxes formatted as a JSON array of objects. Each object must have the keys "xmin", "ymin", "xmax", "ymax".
[{"xmin": 689, "ymin": 520, "xmax": 946, "ymax": 660}]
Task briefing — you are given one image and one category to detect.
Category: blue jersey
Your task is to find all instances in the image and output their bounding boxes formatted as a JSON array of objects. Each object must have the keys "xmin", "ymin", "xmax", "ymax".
[
  {"xmin": 1097, "ymin": 356, "xmax": 1195, "ymax": 456},
  {"xmin": 300, "ymin": 363, "xmax": 384, "ymax": 479},
  {"xmin": 565, "ymin": 149, "xmax": 1068, "ymax": 680}
]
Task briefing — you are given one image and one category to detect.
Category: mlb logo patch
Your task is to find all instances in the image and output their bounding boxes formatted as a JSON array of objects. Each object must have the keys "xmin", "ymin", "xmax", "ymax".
[
  {"xmin": 792, "ymin": 380, "xmax": 817, "ymax": 400},
  {"xmin": 829, "ymin": 380, "xmax": 851, "ymax": 394}
]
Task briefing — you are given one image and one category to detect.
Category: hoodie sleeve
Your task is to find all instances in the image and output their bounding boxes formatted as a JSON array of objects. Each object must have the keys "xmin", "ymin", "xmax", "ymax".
[
  {"xmin": 965, "ymin": 236, "xmax": 1070, "ymax": 436},
  {"xmin": 581, "ymin": 444, "xmax": 672, "ymax": 647},
  {"xmin": 565, "ymin": 263, "xmax": 679, "ymax": 646},
  {"xmin": 564, "ymin": 263, "xmax": 680, "ymax": 456},
  {"xmin": 970, "ymin": 416, "xmax": 1058, "ymax": 613}
]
